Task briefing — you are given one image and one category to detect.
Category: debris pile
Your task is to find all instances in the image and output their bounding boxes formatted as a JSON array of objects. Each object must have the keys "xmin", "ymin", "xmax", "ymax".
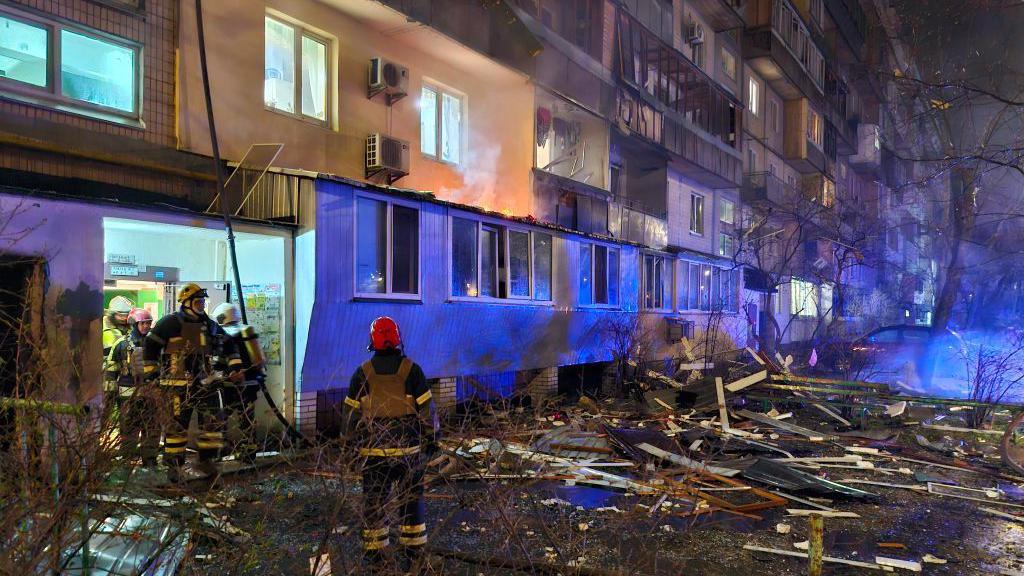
[{"xmin": 426, "ymin": 346, "xmax": 1024, "ymax": 574}]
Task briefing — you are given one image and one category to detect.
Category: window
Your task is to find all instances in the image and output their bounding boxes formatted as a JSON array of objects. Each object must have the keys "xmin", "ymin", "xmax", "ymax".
[
  {"xmin": 790, "ymin": 278, "xmax": 818, "ymax": 317},
  {"xmin": 580, "ymin": 243, "xmax": 619, "ymax": 306},
  {"xmin": 719, "ymin": 233, "xmax": 735, "ymax": 257},
  {"xmin": 748, "ymin": 78, "xmax": 759, "ymax": 115},
  {"xmin": 807, "ymin": 107, "xmax": 823, "ymax": 147},
  {"xmin": 0, "ymin": 10, "xmax": 140, "ymax": 120},
  {"xmin": 691, "ymin": 42, "xmax": 704, "ymax": 69},
  {"xmin": 355, "ymin": 197, "xmax": 420, "ymax": 297},
  {"xmin": 768, "ymin": 99, "xmax": 780, "ymax": 132},
  {"xmin": 721, "ymin": 48, "xmax": 736, "ymax": 80},
  {"xmin": 264, "ymin": 16, "xmax": 328, "ymax": 123},
  {"xmin": 0, "ymin": 15, "xmax": 48, "ymax": 88},
  {"xmin": 421, "ymin": 85, "xmax": 463, "ymax": 164},
  {"xmin": 451, "ymin": 217, "xmax": 552, "ymax": 301},
  {"xmin": 747, "ymin": 147, "xmax": 757, "ymax": 172},
  {"xmin": 720, "ymin": 198, "xmax": 735, "ymax": 225},
  {"xmin": 643, "ymin": 254, "xmax": 671, "ymax": 310},
  {"xmin": 690, "ymin": 194, "xmax": 705, "ymax": 235}
]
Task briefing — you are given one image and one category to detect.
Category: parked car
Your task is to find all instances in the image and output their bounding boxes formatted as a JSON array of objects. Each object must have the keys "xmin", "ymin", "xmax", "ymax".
[{"xmin": 851, "ymin": 325, "xmax": 971, "ymax": 398}]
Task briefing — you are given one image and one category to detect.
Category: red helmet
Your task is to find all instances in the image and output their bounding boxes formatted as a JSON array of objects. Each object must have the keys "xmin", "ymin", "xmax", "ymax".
[
  {"xmin": 369, "ymin": 316, "xmax": 401, "ymax": 351},
  {"xmin": 128, "ymin": 308, "xmax": 153, "ymax": 326}
]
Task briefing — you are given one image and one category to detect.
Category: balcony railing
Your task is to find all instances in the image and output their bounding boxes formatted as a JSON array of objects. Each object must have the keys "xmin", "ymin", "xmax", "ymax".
[
  {"xmin": 207, "ymin": 169, "xmax": 304, "ymax": 225},
  {"xmin": 769, "ymin": 0, "xmax": 824, "ymax": 92},
  {"xmin": 824, "ymin": 0, "xmax": 868, "ymax": 54},
  {"xmin": 742, "ymin": 171, "xmax": 791, "ymax": 206}
]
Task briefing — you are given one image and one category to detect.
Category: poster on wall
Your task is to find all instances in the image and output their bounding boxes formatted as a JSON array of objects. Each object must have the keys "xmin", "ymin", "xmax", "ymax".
[{"xmin": 241, "ymin": 283, "xmax": 282, "ymax": 365}]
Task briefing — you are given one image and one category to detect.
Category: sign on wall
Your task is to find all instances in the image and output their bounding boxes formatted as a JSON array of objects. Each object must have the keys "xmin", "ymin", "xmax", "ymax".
[{"xmin": 242, "ymin": 283, "xmax": 282, "ymax": 365}]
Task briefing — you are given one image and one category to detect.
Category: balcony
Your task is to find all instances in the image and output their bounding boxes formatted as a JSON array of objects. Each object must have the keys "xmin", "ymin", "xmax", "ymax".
[
  {"xmin": 783, "ymin": 99, "xmax": 827, "ymax": 174},
  {"xmin": 742, "ymin": 171, "xmax": 793, "ymax": 206},
  {"xmin": 687, "ymin": 0, "xmax": 744, "ymax": 32},
  {"xmin": 742, "ymin": 0, "xmax": 825, "ymax": 101},
  {"xmin": 824, "ymin": 0, "xmax": 867, "ymax": 56},
  {"xmin": 849, "ymin": 123, "xmax": 881, "ymax": 173},
  {"xmin": 615, "ymin": 11, "xmax": 744, "ymax": 189}
]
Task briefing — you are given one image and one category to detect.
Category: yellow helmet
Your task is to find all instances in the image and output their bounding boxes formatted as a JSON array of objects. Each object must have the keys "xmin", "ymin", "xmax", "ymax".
[{"xmin": 177, "ymin": 283, "xmax": 209, "ymax": 304}]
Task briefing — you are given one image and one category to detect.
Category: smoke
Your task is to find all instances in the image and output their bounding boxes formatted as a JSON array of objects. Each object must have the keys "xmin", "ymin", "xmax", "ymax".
[{"xmin": 437, "ymin": 142, "xmax": 509, "ymax": 214}]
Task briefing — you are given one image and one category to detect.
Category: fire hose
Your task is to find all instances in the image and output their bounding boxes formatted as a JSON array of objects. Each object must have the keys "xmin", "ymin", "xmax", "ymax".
[{"xmin": 195, "ymin": 0, "xmax": 306, "ymax": 445}]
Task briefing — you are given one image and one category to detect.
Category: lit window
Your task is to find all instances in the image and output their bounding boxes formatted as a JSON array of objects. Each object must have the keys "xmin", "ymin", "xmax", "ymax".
[
  {"xmin": 580, "ymin": 242, "xmax": 618, "ymax": 306},
  {"xmin": 452, "ymin": 217, "xmax": 551, "ymax": 301},
  {"xmin": 790, "ymin": 278, "xmax": 818, "ymax": 317},
  {"xmin": 720, "ymin": 198, "xmax": 735, "ymax": 225},
  {"xmin": 0, "ymin": 10, "xmax": 141, "ymax": 120},
  {"xmin": 0, "ymin": 15, "xmax": 48, "ymax": 88},
  {"xmin": 355, "ymin": 197, "xmax": 420, "ymax": 297},
  {"xmin": 422, "ymin": 84, "xmax": 463, "ymax": 164},
  {"xmin": 690, "ymin": 193, "xmax": 705, "ymax": 235},
  {"xmin": 748, "ymin": 78, "xmax": 759, "ymax": 115},
  {"xmin": 807, "ymin": 107, "xmax": 823, "ymax": 147},
  {"xmin": 264, "ymin": 16, "xmax": 328, "ymax": 123}
]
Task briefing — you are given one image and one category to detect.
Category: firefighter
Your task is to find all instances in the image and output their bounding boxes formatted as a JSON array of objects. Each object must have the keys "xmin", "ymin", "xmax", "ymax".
[
  {"xmin": 103, "ymin": 296, "xmax": 134, "ymax": 354},
  {"xmin": 104, "ymin": 308, "xmax": 159, "ymax": 465},
  {"xmin": 341, "ymin": 317, "xmax": 438, "ymax": 571},
  {"xmin": 212, "ymin": 302, "xmax": 266, "ymax": 461},
  {"xmin": 102, "ymin": 296, "xmax": 134, "ymax": 411},
  {"xmin": 143, "ymin": 284, "xmax": 243, "ymax": 478}
]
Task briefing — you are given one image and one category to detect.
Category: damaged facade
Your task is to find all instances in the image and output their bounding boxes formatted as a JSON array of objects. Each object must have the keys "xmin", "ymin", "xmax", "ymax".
[{"xmin": 0, "ymin": 0, "xmax": 940, "ymax": 428}]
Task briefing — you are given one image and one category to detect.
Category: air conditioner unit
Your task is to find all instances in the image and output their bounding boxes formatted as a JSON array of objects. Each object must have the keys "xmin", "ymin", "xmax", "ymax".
[
  {"xmin": 366, "ymin": 133, "xmax": 410, "ymax": 184},
  {"xmin": 368, "ymin": 57, "xmax": 408, "ymax": 105},
  {"xmin": 686, "ymin": 24, "xmax": 705, "ymax": 45}
]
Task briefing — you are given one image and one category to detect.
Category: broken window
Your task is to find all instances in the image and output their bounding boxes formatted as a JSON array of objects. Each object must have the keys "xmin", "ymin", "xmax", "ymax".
[
  {"xmin": 580, "ymin": 242, "xmax": 619, "ymax": 306},
  {"xmin": 643, "ymin": 254, "xmax": 671, "ymax": 310},
  {"xmin": 356, "ymin": 196, "xmax": 420, "ymax": 297},
  {"xmin": 452, "ymin": 216, "xmax": 551, "ymax": 301}
]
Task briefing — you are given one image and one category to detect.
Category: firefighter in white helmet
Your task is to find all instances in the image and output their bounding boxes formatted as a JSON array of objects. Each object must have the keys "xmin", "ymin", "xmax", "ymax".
[
  {"xmin": 212, "ymin": 302, "xmax": 267, "ymax": 461},
  {"xmin": 101, "ymin": 295, "xmax": 135, "ymax": 425}
]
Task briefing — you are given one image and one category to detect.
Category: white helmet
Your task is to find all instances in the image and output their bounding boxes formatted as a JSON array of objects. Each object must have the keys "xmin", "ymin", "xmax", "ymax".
[
  {"xmin": 108, "ymin": 295, "xmax": 134, "ymax": 314},
  {"xmin": 212, "ymin": 302, "xmax": 242, "ymax": 326}
]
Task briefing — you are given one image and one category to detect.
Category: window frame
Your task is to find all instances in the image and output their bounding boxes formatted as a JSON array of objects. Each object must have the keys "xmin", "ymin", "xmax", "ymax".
[
  {"xmin": 264, "ymin": 14, "xmax": 330, "ymax": 127},
  {"xmin": 689, "ymin": 193, "xmax": 705, "ymax": 236},
  {"xmin": 421, "ymin": 82, "xmax": 466, "ymax": 166},
  {"xmin": 747, "ymin": 77, "xmax": 759, "ymax": 116},
  {"xmin": 448, "ymin": 213, "xmax": 554, "ymax": 305},
  {"xmin": 790, "ymin": 278, "xmax": 818, "ymax": 317},
  {"xmin": 641, "ymin": 252, "xmax": 673, "ymax": 312},
  {"xmin": 352, "ymin": 192, "xmax": 422, "ymax": 301},
  {"xmin": 579, "ymin": 241, "xmax": 621, "ymax": 309},
  {"xmin": 720, "ymin": 47, "xmax": 737, "ymax": 81},
  {"xmin": 0, "ymin": 6, "xmax": 143, "ymax": 126}
]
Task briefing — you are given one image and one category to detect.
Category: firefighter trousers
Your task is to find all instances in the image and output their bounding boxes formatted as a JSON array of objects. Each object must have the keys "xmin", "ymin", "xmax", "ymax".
[
  {"xmin": 161, "ymin": 383, "xmax": 225, "ymax": 466},
  {"xmin": 220, "ymin": 383, "xmax": 259, "ymax": 457},
  {"xmin": 360, "ymin": 452, "xmax": 427, "ymax": 556},
  {"xmin": 117, "ymin": 385, "xmax": 159, "ymax": 465}
]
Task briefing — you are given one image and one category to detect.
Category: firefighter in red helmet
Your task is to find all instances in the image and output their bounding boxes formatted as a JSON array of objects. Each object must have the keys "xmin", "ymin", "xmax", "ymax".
[{"xmin": 341, "ymin": 316, "xmax": 438, "ymax": 572}]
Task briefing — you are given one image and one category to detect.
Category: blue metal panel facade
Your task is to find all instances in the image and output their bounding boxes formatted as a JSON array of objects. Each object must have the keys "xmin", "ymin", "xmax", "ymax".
[{"xmin": 300, "ymin": 178, "xmax": 649, "ymax": 394}]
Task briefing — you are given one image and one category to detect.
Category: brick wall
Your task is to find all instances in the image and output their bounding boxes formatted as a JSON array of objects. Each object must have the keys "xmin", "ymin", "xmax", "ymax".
[
  {"xmin": 3, "ymin": 0, "xmax": 177, "ymax": 147},
  {"xmin": 527, "ymin": 366, "xmax": 559, "ymax": 404},
  {"xmin": 431, "ymin": 377, "xmax": 456, "ymax": 411}
]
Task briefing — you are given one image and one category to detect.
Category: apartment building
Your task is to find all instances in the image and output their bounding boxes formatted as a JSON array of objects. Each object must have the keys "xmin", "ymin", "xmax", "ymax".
[
  {"xmin": 0, "ymin": 0, "xmax": 938, "ymax": 425},
  {"xmin": 0, "ymin": 0, "xmax": 296, "ymax": 410}
]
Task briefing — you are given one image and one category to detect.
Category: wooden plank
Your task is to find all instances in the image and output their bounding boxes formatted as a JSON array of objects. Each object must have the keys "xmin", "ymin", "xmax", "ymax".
[
  {"xmin": 742, "ymin": 544, "xmax": 893, "ymax": 571},
  {"xmin": 767, "ymin": 490, "xmax": 835, "ymax": 512},
  {"xmin": 635, "ymin": 442, "xmax": 741, "ymax": 477},
  {"xmin": 773, "ymin": 374, "xmax": 890, "ymax": 390},
  {"xmin": 922, "ymin": 424, "xmax": 1006, "ymax": 436},
  {"xmin": 736, "ymin": 409, "xmax": 833, "ymax": 441},
  {"xmin": 809, "ymin": 515, "xmax": 824, "ymax": 576},
  {"xmin": 786, "ymin": 509, "xmax": 860, "ymax": 518},
  {"xmin": 875, "ymin": 556, "xmax": 922, "ymax": 572},
  {"xmin": 746, "ymin": 347, "xmax": 765, "ymax": 365},
  {"xmin": 715, "ymin": 377, "xmax": 730, "ymax": 431},
  {"xmin": 725, "ymin": 370, "xmax": 768, "ymax": 393}
]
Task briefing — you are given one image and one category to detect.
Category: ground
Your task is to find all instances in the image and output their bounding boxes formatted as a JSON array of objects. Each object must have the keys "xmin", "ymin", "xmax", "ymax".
[{"xmin": 165, "ymin": 402, "xmax": 1024, "ymax": 576}]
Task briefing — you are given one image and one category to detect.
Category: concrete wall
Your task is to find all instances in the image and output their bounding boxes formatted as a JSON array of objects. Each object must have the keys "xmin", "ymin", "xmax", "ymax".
[{"xmin": 178, "ymin": 0, "xmax": 535, "ymax": 216}]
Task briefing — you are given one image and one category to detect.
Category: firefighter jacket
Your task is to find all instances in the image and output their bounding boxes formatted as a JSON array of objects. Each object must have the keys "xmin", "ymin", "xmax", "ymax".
[
  {"xmin": 342, "ymin": 349, "xmax": 433, "ymax": 457},
  {"xmin": 218, "ymin": 324, "xmax": 267, "ymax": 384},
  {"xmin": 104, "ymin": 330, "xmax": 146, "ymax": 389},
  {"xmin": 102, "ymin": 316, "xmax": 126, "ymax": 355},
  {"xmin": 143, "ymin": 310, "xmax": 242, "ymax": 386}
]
